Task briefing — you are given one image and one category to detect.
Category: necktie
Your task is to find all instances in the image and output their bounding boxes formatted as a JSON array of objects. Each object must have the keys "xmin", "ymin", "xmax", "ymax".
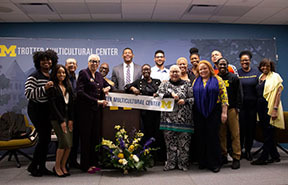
[{"xmin": 126, "ymin": 64, "xmax": 130, "ymax": 85}]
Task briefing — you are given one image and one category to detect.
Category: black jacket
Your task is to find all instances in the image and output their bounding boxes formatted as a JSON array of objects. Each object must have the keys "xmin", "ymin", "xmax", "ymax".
[
  {"xmin": 218, "ymin": 72, "xmax": 243, "ymax": 110},
  {"xmin": 47, "ymin": 86, "xmax": 74, "ymax": 124}
]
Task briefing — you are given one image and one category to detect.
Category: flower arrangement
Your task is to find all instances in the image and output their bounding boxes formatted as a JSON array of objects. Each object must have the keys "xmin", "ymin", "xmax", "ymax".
[{"xmin": 96, "ymin": 125, "xmax": 156, "ymax": 174}]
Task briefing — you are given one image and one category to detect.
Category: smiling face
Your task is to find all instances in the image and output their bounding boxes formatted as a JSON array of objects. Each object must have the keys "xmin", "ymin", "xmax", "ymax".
[
  {"xmin": 99, "ymin": 63, "xmax": 109, "ymax": 77},
  {"xmin": 57, "ymin": 66, "xmax": 66, "ymax": 83},
  {"xmin": 142, "ymin": 65, "xmax": 151, "ymax": 79},
  {"xmin": 211, "ymin": 50, "xmax": 222, "ymax": 65},
  {"xmin": 260, "ymin": 62, "xmax": 271, "ymax": 75},
  {"xmin": 88, "ymin": 57, "xmax": 100, "ymax": 72},
  {"xmin": 122, "ymin": 49, "xmax": 134, "ymax": 64},
  {"xmin": 40, "ymin": 57, "xmax": 52, "ymax": 71},
  {"xmin": 218, "ymin": 59, "xmax": 228, "ymax": 75},
  {"xmin": 65, "ymin": 58, "xmax": 77, "ymax": 74},
  {"xmin": 169, "ymin": 65, "xmax": 181, "ymax": 82},
  {"xmin": 190, "ymin": 54, "xmax": 200, "ymax": 67},
  {"xmin": 199, "ymin": 63, "xmax": 211, "ymax": 79},
  {"xmin": 177, "ymin": 58, "xmax": 188, "ymax": 74},
  {"xmin": 240, "ymin": 55, "xmax": 251, "ymax": 71},
  {"xmin": 154, "ymin": 52, "xmax": 165, "ymax": 67}
]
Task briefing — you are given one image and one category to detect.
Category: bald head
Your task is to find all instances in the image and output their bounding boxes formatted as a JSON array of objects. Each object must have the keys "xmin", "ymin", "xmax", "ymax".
[{"xmin": 65, "ymin": 58, "xmax": 77, "ymax": 74}]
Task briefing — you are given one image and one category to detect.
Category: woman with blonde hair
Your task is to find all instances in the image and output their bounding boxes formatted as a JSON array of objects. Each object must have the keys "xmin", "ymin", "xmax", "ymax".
[{"xmin": 193, "ymin": 60, "xmax": 228, "ymax": 173}]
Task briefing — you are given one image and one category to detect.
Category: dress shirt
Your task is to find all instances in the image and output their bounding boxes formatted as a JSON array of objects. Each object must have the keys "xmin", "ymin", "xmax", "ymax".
[
  {"xmin": 123, "ymin": 62, "xmax": 134, "ymax": 85},
  {"xmin": 151, "ymin": 66, "xmax": 170, "ymax": 81}
]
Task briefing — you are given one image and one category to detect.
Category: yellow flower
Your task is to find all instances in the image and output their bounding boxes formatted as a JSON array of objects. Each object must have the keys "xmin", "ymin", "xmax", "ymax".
[
  {"xmin": 114, "ymin": 125, "xmax": 121, "ymax": 130},
  {"xmin": 128, "ymin": 145, "xmax": 134, "ymax": 152},
  {"xmin": 122, "ymin": 159, "xmax": 128, "ymax": 165},
  {"xmin": 144, "ymin": 149, "xmax": 150, "ymax": 155},
  {"xmin": 118, "ymin": 159, "xmax": 123, "ymax": 164},
  {"xmin": 124, "ymin": 135, "xmax": 128, "ymax": 140},
  {"xmin": 137, "ymin": 132, "xmax": 144, "ymax": 137},
  {"xmin": 120, "ymin": 128, "xmax": 126, "ymax": 134},
  {"xmin": 118, "ymin": 153, "xmax": 124, "ymax": 159}
]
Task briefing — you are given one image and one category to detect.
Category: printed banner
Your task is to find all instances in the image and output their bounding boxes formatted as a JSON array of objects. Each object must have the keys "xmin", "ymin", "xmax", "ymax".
[{"xmin": 106, "ymin": 92, "xmax": 174, "ymax": 112}]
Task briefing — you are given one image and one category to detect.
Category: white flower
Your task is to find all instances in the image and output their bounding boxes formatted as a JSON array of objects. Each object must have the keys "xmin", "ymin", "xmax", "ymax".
[
  {"xmin": 133, "ymin": 155, "xmax": 139, "ymax": 162},
  {"xmin": 122, "ymin": 159, "xmax": 128, "ymax": 165}
]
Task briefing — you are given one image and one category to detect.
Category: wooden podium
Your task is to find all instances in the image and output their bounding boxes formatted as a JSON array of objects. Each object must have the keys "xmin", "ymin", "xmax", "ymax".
[{"xmin": 102, "ymin": 107, "xmax": 141, "ymax": 140}]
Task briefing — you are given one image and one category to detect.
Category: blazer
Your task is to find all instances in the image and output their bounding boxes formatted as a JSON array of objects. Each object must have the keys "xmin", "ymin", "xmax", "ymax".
[
  {"xmin": 111, "ymin": 62, "xmax": 142, "ymax": 91},
  {"xmin": 76, "ymin": 68, "xmax": 110, "ymax": 109},
  {"xmin": 47, "ymin": 85, "xmax": 74, "ymax": 124}
]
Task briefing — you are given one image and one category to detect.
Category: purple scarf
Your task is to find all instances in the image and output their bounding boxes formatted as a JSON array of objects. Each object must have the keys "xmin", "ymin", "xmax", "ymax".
[{"xmin": 193, "ymin": 76, "xmax": 219, "ymax": 118}]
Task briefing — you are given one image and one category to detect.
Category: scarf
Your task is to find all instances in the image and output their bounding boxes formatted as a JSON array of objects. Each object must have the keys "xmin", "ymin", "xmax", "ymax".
[{"xmin": 193, "ymin": 76, "xmax": 219, "ymax": 118}]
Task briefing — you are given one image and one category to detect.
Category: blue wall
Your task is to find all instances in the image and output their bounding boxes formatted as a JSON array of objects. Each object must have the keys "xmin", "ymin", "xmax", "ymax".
[{"xmin": 1, "ymin": 22, "xmax": 287, "ymax": 109}]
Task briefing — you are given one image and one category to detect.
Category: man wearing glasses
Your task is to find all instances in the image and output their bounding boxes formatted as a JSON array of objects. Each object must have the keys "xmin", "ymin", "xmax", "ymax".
[{"xmin": 151, "ymin": 50, "xmax": 170, "ymax": 81}]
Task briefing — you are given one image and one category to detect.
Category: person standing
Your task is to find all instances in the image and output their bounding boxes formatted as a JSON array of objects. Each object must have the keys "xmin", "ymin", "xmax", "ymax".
[
  {"xmin": 77, "ymin": 54, "xmax": 111, "ymax": 173},
  {"xmin": 64, "ymin": 58, "xmax": 81, "ymax": 169},
  {"xmin": 48, "ymin": 64, "xmax": 74, "ymax": 177},
  {"xmin": 251, "ymin": 59, "xmax": 284, "ymax": 165},
  {"xmin": 111, "ymin": 48, "xmax": 142, "ymax": 91},
  {"xmin": 151, "ymin": 50, "xmax": 170, "ymax": 81},
  {"xmin": 189, "ymin": 48, "xmax": 200, "ymax": 82},
  {"xmin": 155, "ymin": 65, "xmax": 194, "ymax": 171},
  {"xmin": 211, "ymin": 50, "xmax": 238, "ymax": 75},
  {"xmin": 193, "ymin": 60, "xmax": 228, "ymax": 173},
  {"xmin": 25, "ymin": 50, "xmax": 58, "ymax": 177},
  {"xmin": 99, "ymin": 62, "xmax": 115, "ymax": 87},
  {"xmin": 237, "ymin": 51, "xmax": 261, "ymax": 161},
  {"xmin": 218, "ymin": 58, "xmax": 243, "ymax": 170}
]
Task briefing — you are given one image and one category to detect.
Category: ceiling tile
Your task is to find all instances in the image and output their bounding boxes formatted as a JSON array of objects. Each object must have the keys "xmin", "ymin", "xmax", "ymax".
[
  {"xmin": 86, "ymin": 0, "xmax": 120, "ymax": 2},
  {"xmin": 0, "ymin": 2, "xmax": 25, "ymax": 14},
  {"xmin": 260, "ymin": 8, "xmax": 288, "ymax": 24},
  {"xmin": 122, "ymin": 0, "xmax": 156, "ymax": 3},
  {"xmin": 216, "ymin": 6, "xmax": 252, "ymax": 16},
  {"xmin": 11, "ymin": 0, "xmax": 48, "ymax": 2},
  {"xmin": 61, "ymin": 14, "xmax": 91, "ymax": 19},
  {"xmin": 122, "ymin": 3, "xmax": 155, "ymax": 14},
  {"xmin": 50, "ymin": 2, "xmax": 89, "ymax": 14},
  {"xmin": 87, "ymin": 2, "xmax": 121, "ymax": 14},
  {"xmin": 225, "ymin": 0, "xmax": 262, "ymax": 6},
  {"xmin": 91, "ymin": 13, "xmax": 121, "ymax": 19},
  {"xmin": 29, "ymin": 14, "xmax": 61, "ymax": 22},
  {"xmin": 181, "ymin": 14, "xmax": 211, "ymax": 20},
  {"xmin": 0, "ymin": 14, "xmax": 33, "ymax": 22},
  {"xmin": 210, "ymin": 15, "xmax": 239, "ymax": 22},
  {"xmin": 242, "ymin": 7, "xmax": 283, "ymax": 18},
  {"xmin": 48, "ymin": 0, "xmax": 85, "ymax": 2},
  {"xmin": 258, "ymin": 0, "xmax": 288, "ymax": 8}
]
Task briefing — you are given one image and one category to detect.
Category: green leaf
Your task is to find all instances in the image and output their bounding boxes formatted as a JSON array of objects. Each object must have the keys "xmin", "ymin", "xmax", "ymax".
[{"xmin": 135, "ymin": 161, "xmax": 144, "ymax": 170}]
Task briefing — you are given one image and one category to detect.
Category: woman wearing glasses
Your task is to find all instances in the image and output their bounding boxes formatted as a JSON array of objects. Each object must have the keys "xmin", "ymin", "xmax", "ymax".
[{"xmin": 76, "ymin": 54, "xmax": 111, "ymax": 173}]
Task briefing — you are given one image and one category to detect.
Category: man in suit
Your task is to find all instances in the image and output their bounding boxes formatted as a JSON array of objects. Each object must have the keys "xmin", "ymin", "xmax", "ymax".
[{"xmin": 112, "ymin": 48, "xmax": 142, "ymax": 91}]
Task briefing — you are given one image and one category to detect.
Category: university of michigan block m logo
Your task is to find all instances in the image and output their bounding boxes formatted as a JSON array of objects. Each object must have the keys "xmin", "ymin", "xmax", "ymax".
[
  {"xmin": 161, "ymin": 100, "xmax": 172, "ymax": 109},
  {"xmin": 0, "ymin": 45, "xmax": 17, "ymax": 57}
]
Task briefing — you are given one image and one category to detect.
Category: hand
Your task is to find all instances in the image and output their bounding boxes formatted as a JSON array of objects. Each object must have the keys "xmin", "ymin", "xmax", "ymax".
[
  {"xmin": 103, "ymin": 86, "xmax": 111, "ymax": 95},
  {"xmin": 45, "ymin": 81, "xmax": 54, "ymax": 90},
  {"xmin": 271, "ymin": 109, "xmax": 278, "ymax": 120},
  {"xmin": 153, "ymin": 93, "xmax": 158, "ymax": 97},
  {"xmin": 98, "ymin": 100, "xmax": 108, "ymax": 108},
  {"xmin": 221, "ymin": 112, "xmax": 227, "ymax": 124},
  {"xmin": 171, "ymin": 92, "xmax": 179, "ymax": 101},
  {"xmin": 131, "ymin": 87, "xmax": 140, "ymax": 95},
  {"xmin": 68, "ymin": 120, "xmax": 73, "ymax": 132},
  {"xmin": 61, "ymin": 122, "xmax": 67, "ymax": 134},
  {"xmin": 177, "ymin": 99, "xmax": 185, "ymax": 105}
]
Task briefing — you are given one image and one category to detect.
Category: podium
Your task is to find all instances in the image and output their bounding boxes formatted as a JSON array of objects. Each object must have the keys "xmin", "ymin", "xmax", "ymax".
[{"xmin": 102, "ymin": 107, "xmax": 141, "ymax": 140}]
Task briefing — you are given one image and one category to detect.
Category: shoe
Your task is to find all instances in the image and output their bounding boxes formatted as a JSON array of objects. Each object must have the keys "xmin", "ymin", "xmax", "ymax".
[
  {"xmin": 53, "ymin": 167, "xmax": 65, "ymax": 177},
  {"xmin": 251, "ymin": 159, "xmax": 267, "ymax": 165},
  {"xmin": 87, "ymin": 166, "xmax": 101, "ymax": 174},
  {"xmin": 211, "ymin": 167, "xmax": 221, "ymax": 173},
  {"xmin": 221, "ymin": 155, "xmax": 228, "ymax": 165},
  {"xmin": 178, "ymin": 165, "xmax": 189, "ymax": 171},
  {"xmin": 231, "ymin": 159, "xmax": 240, "ymax": 169},
  {"xmin": 246, "ymin": 152, "xmax": 253, "ymax": 161},
  {"xmin": 27, "ymin": 166, "xmax": 42, "ymax": 177},
  {"xmin": 40, "ymin": 168, "xmax": 54, "ymax": 176},
  {"xmin": 267, "ymin": 158, "xmax": 281, "ymax": 163},
  {"xmin": 163, "ymin": 164, "xmax": 176, "ymax": 171}
]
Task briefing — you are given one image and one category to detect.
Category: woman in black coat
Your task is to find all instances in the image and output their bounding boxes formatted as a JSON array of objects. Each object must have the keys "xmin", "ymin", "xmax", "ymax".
[{"xmin": 48, "ymin": 64, "xmax": 74, "ymax": 177}]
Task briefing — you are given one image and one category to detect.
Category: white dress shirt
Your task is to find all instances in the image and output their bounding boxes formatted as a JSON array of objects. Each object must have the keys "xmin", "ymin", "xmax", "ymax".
[
  {"xmin": 123, "ymin": 62, "xmax": 135, "ymax": 85},
  {"xmin": 151, "ymin": 65, "xmax": 170, "ymax": 81}
]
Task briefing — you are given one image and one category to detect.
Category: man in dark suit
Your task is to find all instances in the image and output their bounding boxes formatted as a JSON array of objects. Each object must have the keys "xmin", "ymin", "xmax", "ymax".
[{"xmin": 112, "ymin": 48, "xmax": 142, "ymax": 91}]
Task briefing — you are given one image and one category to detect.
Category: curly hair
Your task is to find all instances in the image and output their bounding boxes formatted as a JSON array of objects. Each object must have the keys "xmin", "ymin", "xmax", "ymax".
[
  {"xmin": 197, "ymin": 60, "xmax": 215, "ymax": 77},
  {"xmin": 239, "ymin": 50, "xmax": 252, "ymax": 59},
  {"xmin": 33, "ymin": 49, "xmax": 58, "ymax": 70}
]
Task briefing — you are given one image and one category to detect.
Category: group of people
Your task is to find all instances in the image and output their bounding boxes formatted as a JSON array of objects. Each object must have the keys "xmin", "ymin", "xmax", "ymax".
[{"xmin": 24, "ymin": 47, "xmax": 284, "ymax": 177}]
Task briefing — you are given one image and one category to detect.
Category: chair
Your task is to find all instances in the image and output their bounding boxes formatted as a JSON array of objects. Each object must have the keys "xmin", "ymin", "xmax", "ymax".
[
  {"xmin": 254, "ymin": 111, "xmax": 288, "ymax": 156},
  {"xmin": 0, "ymin": 115, "xmax": 38, "ymax": 168}
]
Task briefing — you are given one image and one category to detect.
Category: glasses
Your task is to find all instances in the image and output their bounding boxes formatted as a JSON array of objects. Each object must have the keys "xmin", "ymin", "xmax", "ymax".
[{"xmin": 89, "ymin": 60, "xmax": 100, "ymax": 64}]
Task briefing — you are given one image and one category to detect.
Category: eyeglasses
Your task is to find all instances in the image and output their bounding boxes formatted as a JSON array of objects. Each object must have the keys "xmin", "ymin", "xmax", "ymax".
[{"xmin": 89, "ymin": 60, "xmax": 100, "ymax": 64}]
